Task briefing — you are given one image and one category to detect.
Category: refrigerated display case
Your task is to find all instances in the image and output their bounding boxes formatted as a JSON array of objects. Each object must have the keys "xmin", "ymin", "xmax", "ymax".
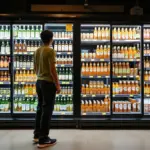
[
  {"xmin": 44, "ymin": 23, "xmax": 73, "ymax": 115},
  {"xmin": 80, "ymin": 24, "xmax": 111, "ymax": 116},
  {"xmin": 0, "ymin": 24, "xmax": 11, "ymax": 114},
  {"xmin": 112, "ymin": 25, "xmax": 141, "ymax": 114},
  {"xmin": 12, "ymin": 24, "xmax": 43, "ymax": 114},
  {"xmin": 143, "ymin": 25, "xmax": 150, "ymax": 115}
]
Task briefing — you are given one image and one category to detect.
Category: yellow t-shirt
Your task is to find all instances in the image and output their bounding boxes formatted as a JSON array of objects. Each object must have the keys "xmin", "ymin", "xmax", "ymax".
[{"xmin": 34, "ymin": 46, "xmax": 56, "ymax": 82}]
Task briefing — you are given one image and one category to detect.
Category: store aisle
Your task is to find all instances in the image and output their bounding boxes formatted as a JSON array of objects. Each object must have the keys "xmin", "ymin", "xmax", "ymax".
[{"xmin": 0, "ymin": 129, "xmax": 149, "ymax": 150}]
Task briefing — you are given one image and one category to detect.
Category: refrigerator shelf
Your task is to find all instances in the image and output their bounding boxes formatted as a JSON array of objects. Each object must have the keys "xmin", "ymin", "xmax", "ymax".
[
  {"xmin": 56, "ymin": 94, "xmax": 72, "ymax": 97},
  {"xmin": 144, "ymin": 40, "xmax": 150, "ymax": 43},
  {"xmin": 15, "ymin": 67, "xmax": 34, "ymax": 70},
  {"xmin": 13, "ymin": 111, "xmax": 35, "ymax": 114},
  {"xmin": 81, "ymin": 76, "xmax": 110, "ymax": 79},
  {"xmin": 14, "ymin": 82, "xmax": 36, "ymax": 85},
  {"xmin": 82, "ymin": 112, "xmax": 110, "ymax": 115},
  {"xmin": 112, "ymin": 58, "xmax": 140, "ymax": 62},
  {"xmin": 81, "ymin": 58, "xmax": 110, "ymax": 62},
  {"xmin": 144, "ymin": 54, "xmax": 150, "ymax": 57},
  {"xmin": 144, "ymin": 112, "xmax": 150, "ymax": 115},
  {"xmin": 81, "ymin": 40, "xmax": 110, "ymax": 44},
  {"xmin": 13, "ymin": 37, "xmax": 40, "ymax": 40},
  {"xmin": 0, "ymin": 81, "xmax": 10, "ymax": 85},
  {"xmin": 0, "ymin": 111, "xmax": 10, "ymax": 113},
  {"xmin": 81, "ymin": 94, "xmax": 109, "ymax": 98},
  {"xmin": 113, "ymin": 112, "xmax": 141, "ymax": 114},
  {"xmin": 113, "ymin": 40, "xmax": 141, "ymax": 43},
  {"xmin": 59, "ymin": 81, "xmax": 73, "ymax": 85},
  {"xmin": 53, "ymin": 38, "xmax": 73, "ymax": 41},
  {"xmin": 144, "ymin": 95, "xmax": 150, "ymax": 98},
  {"xmin": 144, "ymin": 68, "xmax": 150, "ymax": 71},
  {"xmin": 53, "ymin": 111, "xmax": 73, "ymax": 115},
  {"xmin": 113, "ymin": 75, "xmax": 139, "ymax": 78},
  {"xmin": 56, "ymin": 52, "xmax": 73, "ymax": 55},
  {"xmin": 113, "ymin": 94, "xmax": 141, "ymax": 97},
  {"xmin": 0, "ymin": 68, "xmax": 9, "ymax": 71},
  {"xmin": 144, "ymin": 81, "xmax": 150, "ymax": 84},
  {"xmin": 0, "ymin": 54, "xmax": 10, "ymax": 56},
  {"xmin": 56, "ymin": 64, "xmax": 73, "ymax": 67},
  {"xmin": 14, "ymin": 52, "xmax": 34, "ymax": 55},
  {"xmin": 0, "ymin": 95, "xmax": 10, "ymax": 98},
  {"xmin": 14, "ymin": 95, "xmax": 37, "ymax": 98},
  {"xmin": 0, "ymin": 38, "xmax": 10, "ymax": 40}
]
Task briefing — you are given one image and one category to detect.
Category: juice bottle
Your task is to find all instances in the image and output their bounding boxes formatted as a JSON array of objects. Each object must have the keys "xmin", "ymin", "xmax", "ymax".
[
  {"xmin": 127, "ymin": 81, "xmax": 132, "ymax": 94},
  {"xmin": 81, "ymin": 84, "xmax": 86, "ymax": 94},
  {"xmin": 85, "ymin": 63, "xmax": 89, "ymax": 76},
  {"xmin": 115, "ymin": 101, "xmax": 119, "ymax": 112},
  {"xmin": 88, "ymin": 100, "xmax": 93, "ymax": 112},
  {"xmin": 89, "ymin": 63, "xmax": 93, "ymax": 76},
  {"xmin": 104, "ymin": 96, "xmax": 109, "ymax": 112},
  {"xmin": 117, "ymin": 28, "xmax": 121, "ymax": 40},
  {"xmin": 93, "ymin": 100, "xmax": 97, "ymax": 112},
  {"xmin": 105, "ymin": 27, "xmax": 109, "ymax": 40},
  {"xmin": 119, "ymin": 81, "xmax": 123, "ymax": 94},
  {"xmin": 132, "ymin": 28, "xmax": 136, "ymax": 40},
  {"xmin": 85, "ymin": 84, "xmax": 89, "ymax": 94},
  {"xmin": 126, "ymin": 62, "xmax": 130, "ymax": 75},
  {"xmin": 114, "ymin": 62, "xmax": 118, "ymax": 76},
  {"xmin": 118, "ymin": 62, "xmax": 122, "ymax": 76},
  {"xmin": 94, "ymin": 27, "xmax": 98, "ymax": 39},
  {"xmin": 129, "ymin": 47, "xmax": 133, "ymax": 59},
  {"xmin": 101, "ymin": 27, "xmax": 105, "ymax": 40},
  {"xmin": 96, "ymin": 45, "xmax": 100, "ymax": 59},
  {"xmin": 33, "ymin": 84, "xmax": 36, "ymax": 95},
  {"xmin": 107, "ymin": 45, "xmax": 110, "ymax": 59},
  {"xmin": 99, "ymin": 45, "xmax": 103, "ymax": 59},
  {"xmin": 100, "ymin": 63, "xmax": 104, "ymax": 76},
  {"xmin": 97, "ymin": 27, "xmax": 101, "ymax": 40},
  {"xmin": 81, "ymin": 100, "xmax": 85, "ymax": 113},
  {"xmin": 96, "ymin": 63, "xmax": 100, "ymax": 76},
  {"xmin": 96, "ymin": 100, "xmax": 101, "ymax": 112},
  {"xmin": 93, "ymin": 63, "xmax": 97, "ymax": 76},
  {"xmin": 82, "ymin": 63, "xmax": 85, "ymax": 76},
  {"xmin": 24, "ymin": 84, "xmax": 28, "ymax": 95},
  {"xmin": 113, "ymin": 28, "xmax": 117, "ymax": 40},
  {"xmin": 145, "ymin": 71, "xmax": 148, "ymax": 81},
  {"xmin": 116, "ymin": 82, "xmax": 119, "ymax": 94},
  {"xmin": 123, "ymin": 81, "xmax": 127, "ymax": 94},
  {"xmin": 129, "ymin": 28, "xmax": 133, "ymax": 40},
  {"xmin": 103, "ymin": 45, "xmax": 107, "ymax": 59},
  {"xmin": 135, "ymin": 81, "xmax": 140, "ymax": 94},
  {"xmin": 121, "ymin": 28, "xmax": 125, "ymax": 40},
  {"xmin": 131, "ymin": 81, "xmax": 136, "ymax": 94},
  {"xmin": 125, "ymin": 28, "xmax": 129, "ymax": 40},
  {"xmin": 103, "ymin": 63, "xmax": 107, "ymax": 76}
]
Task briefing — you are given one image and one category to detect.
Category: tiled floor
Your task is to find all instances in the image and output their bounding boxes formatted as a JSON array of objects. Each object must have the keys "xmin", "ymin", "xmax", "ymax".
[{"xmin": 0, "ymin": 129, "xmax": 150, "ymax": 150}]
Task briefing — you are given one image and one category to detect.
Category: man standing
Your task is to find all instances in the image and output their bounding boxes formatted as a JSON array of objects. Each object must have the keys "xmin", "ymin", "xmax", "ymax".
[{"xmin": 33, "ymin": 30, "xmax": 60, "ymax": 148}]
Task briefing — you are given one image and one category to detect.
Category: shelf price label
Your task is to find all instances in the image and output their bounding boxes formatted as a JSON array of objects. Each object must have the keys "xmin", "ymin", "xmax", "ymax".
[
  {"xmin": 82, "ymin": 113, "xmax": 86, "ymax": 115},
  {"xmin": 100, "ymin": 59, "xmax": 104, "ymax": 61},
  {"xmin": 102, "ymin": 112, "xmax": 106, "ymax": 115},
  {"xmin": 83, "ymin": 95, "xmax": 86, "ymax": 97},
  {"xmin": 0, "ymin": 82, "xmax": 3, "ymax": 84},
  {"xmin": 130, "ymin": 95, "xmax": 133, "ymax": 97},
  {"xmin": 61, "ymin": 112, "xmax": 65, "ymax": 115},
  {"xmin": 89, "ymin": 76, "xmax": 93, "ymax": 78},
  {"xmin": 92, "ymin": 95, "xmax": 96, "ymax": 97},
  {"xmin": 66, "ymin": 24, "xmax": 73, "ymax": 32}
]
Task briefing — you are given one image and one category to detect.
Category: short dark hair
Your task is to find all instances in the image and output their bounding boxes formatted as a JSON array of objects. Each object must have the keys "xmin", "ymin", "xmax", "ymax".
[{"xmin": 40, "ymin": 30, "xmax": 53, "ymax": 44}]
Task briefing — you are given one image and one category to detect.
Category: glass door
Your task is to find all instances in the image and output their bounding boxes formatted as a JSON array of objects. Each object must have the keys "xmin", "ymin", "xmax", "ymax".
[
  {"xmin": 112, "ymin": 25, "xmax": 141, "ymax": 114},
  {"xmin": 0, "ymin": 24, "xmax": 11, "ymax": 113},
  {"xmin": 143, "ymin": 25, "xmax": 150, "ymax": 115},
  {"xmin": 80, "ymin": 24, "xmax": 111, "ymax": 116},
  {"xmin": 12, "ymin": 24, "xmax": 42, "ymax": 114},
  {"xmin": 44, "ymin": 23, "xmax": 73, "ymax": 115}
]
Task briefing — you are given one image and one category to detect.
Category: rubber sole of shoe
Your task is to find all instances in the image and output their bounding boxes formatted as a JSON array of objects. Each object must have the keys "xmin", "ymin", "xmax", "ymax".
[
  {"xmin": 37, "ymin": 142, "xmax": 56, "ymax": 148},
  {"xmin": 33, "ymin": 139, "xmax": 39, "ymax": 144}
]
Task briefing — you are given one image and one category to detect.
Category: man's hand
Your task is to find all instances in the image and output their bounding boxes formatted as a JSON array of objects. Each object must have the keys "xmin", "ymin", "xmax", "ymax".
[{"xmin": 56, "ymin": 84, "xmax": 61, "ymax": 94}]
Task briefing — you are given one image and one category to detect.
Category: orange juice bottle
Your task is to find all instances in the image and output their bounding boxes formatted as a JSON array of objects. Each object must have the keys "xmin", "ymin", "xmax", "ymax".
[
  {"xmin": 24, "ymin": 84, "xmax": 28, "ymax": 95},
  {"xmin": 105, "ymin": 27, "xmax": 109, "ymax": 40},
  {"xmin": 15, "ymin": 70, "xmax": 19, "ymax": 82},
  {"xmin": 93, "ymin": 63, "xmax": 97, "ymax": 76},
  {"xmin": 104, "ymin": 96, "xmax": 109, "ymax": 112},
  {"xmin": 93, "ymin": 100, "xmax": 97, "ymax": 112},
  {"xmin": 103, "ymin": 45, "xmax": 107, "ymax": 59},
  {"xmin": 82, "ymin": 63, "xmax": 85, "ymax": 76},
  {"xmin": 85, "ymin": 100, "xmax": 89, "ymax": 112},
  {"xmin": 113, "ymin": 28, "xmax": 117, "ymax": 40},
  {"xmin": 121, "ymin": 28, "xmax": 125, "ymax": 40},
  {"xmin": 118, "ymin": 62, "xmax": 122, "ymax": 76},
  {"xmin": 119, "ymin": 81, "xmax": 123, "ymax": 94},
  {"xmin": 116, "ymin": 82, "xmax": 119, "ymax": 94},
  {"xmin": 125, "ymin": 28, "xmax": 129, "ymax": 40},
  {"xmin": 81, "ymin": 100, "xmax": 85, "ymax": 112},
  {"xmin": 89, "ymin": 63, "xmax": 93, "ymax": 76},
  {"xmin": 126, "ymin": 62, "xmax": 130, "ymax": 75},
  {"xmin": 132, "ymin": 28, "xmax": 136, "ymax": 40},
  {"xmin": 96, "ymin": 45, "xmax": 100, "ymax": 59},
  {"xmin": 107, "ymin": 45, "xmax": 110, "ymax": 59},
  {"xmin": 101, "ymin": 27, "xmax": 105, "ymax": 40},
  {"xmin": 97, "ymin": 27, "xmax": 101, "ymax": 40},
  {"xmin": 129, "ymin": 47, "xmax": 133, "ymax": 59},
  {"xmin": 131, "ymin": 81, "xmax": 136, "ymax": 94},
  {"xmin": 85, "ymin": 84, "xmax": 89, "ymax": 94},
  {"xmin": 122, "ymin": 62, "xmax": 126, "ymax": 76},
  {"xmin": 127, "ymin": 81, "xmax": 132, "ymax": 94},
  {"xmin": 96, "ymin": 100, "xmax": 101, "ymax": 112},
  {"xmin": 135, "ymin": 81, "xmax": 140, "ymax": 94},
  {"xmin": 103, "ymin": 63, "xmax": 107, "ymax": 76},
  {"xmin": 94, "ymin": 27, "xmax": 98, "ymax": 39},
  {"xmin": 85, "ymin": 63, "xmax": 89, "ymax": 76},
  {"xmin": 129, "ymin": 28, "xmax": 133, "ymax": 40},
  {"xmin": 100, "ymin": 63, "xmax": 104, "ymax": 76},
  {"xmin": 113, "ymin": 82, "xmax": 116, "ymax": 94},
  {"xmin": 33, "ymin": 84, "xmax": 36, "ymax": 95},
  {"xmin": 96, "ymin": 63, "xmax": 100, "ymax": 76},
  {"xmin": 88, "ymin": 100, "xmax": 93, "ymax": 112},
  {"xmin": 114, "ymin": 62, "xmax": 118, "ymax": 76},
  {"xmin": 145, "ymin": 71, "xmax": 148, "ymax": 81},
  {"xmin": 93, "ymin": 81, "xmax": 97, "ymax": 94},
  {"xmin": 107, "ymin": 63, "xmax": 110, "ymax": 75},
  {"xmin": 117, "ymin": 28, "xmax": 121, "ymax": 40},
  {"xmin": 81, "ymin": 84, "xmax": 86, "ymax": 94},
  {"xmin": 123, "ymin": 81, "xmax": 127, "ymax": 94},
  {"xmin": 99, "ymin": 45, "xmax": 103, "ymax": 59},
  {"xmin": 89, "ymin": 81, "xmax": 93, "ymax": 94}
]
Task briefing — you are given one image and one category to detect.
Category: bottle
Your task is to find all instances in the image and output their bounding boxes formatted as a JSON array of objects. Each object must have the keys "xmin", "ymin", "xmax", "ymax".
[
  {"xmin": 0, "ymin": 25, "xmax": 5, "ymax": 39},
  {"xmin": 1, "ymin": 41, "xmax": 5, "ymax": 54},
  {"xmin": 69, "ymin": 41, "xmax": 72, "ymax": 52},
  {"xmin": 26, "ymin": 25, "xmax": 30, "ymax": 39},
  {"xmin": 22, "ymin": 25, "xmax": 26, "ymax": 38},
  {"xmin": 97, "ymin": 27, "xmax": 101, "ymax": 40},
  {"xmin": 30, "ymin": 25, "xmax": 35, "ymax": 38},
  {"xmin": 4, "ymin": 25, "xmax": 10, "ymax": 39},
  {"xmin": 58, "ymin": 41, "xmax": 61, "ymax": 52},
  {"xmin": 5, "ymin": 41, "xmax": 10, "ymax": 54}
]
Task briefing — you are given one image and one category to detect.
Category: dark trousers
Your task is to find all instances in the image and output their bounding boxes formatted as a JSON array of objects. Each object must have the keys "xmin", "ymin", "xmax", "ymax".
[{"xmin": 34, "ymin": 80, "xmax": 56, "ymax": 138}]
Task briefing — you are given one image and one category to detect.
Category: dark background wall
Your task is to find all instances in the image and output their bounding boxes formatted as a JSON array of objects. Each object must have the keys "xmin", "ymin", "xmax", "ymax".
[{"xmin": 0, "ymin": 0, "xmax": 150, "ymax": 14}]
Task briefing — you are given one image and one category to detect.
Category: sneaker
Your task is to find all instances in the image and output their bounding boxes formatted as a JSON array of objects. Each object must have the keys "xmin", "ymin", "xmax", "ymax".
[
  {"xmin": 38, "ymin": 137, "xmax": 57, "ymax": 148},
  {"xmin": 33, "ymin": 135, "xmax": 39, "ymax": 144}
]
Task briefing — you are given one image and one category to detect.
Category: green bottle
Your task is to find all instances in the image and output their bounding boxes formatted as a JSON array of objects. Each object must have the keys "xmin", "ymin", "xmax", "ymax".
[
  {"xmin": 31, "ymin": 25, "xmax": 35, "ymax": 38},
  {"xmin": 18, "ymin": 98, "xmax": 22, "ymax": 111},
  {"xmin": 26, "ymin": 97, "xmax": 30, "ymax": 112},
  {"xmin": 14, "ymin": 98, "xmax": 18, "ymax": 111},
  {"xmin": 0, "ymin": 25, "xmax": 4, "ymax": 38},
  {"xmin": 0, "ymin": 98, "xmax": 2, "ymax": 111},
  {"xmin": 33, "ymin": 97, "xmax": 38, "ymax": 112},
  {"xmin": 5, "ymin": 25, "xmax": 9, "ymax": 39},
  {"xmin": 30, "ymin": 98, "xmax": 34, "ymax": 112},
  {"xmin": 1, "ymin": 98, "xmax": 5, "ymax": 112},
  {"xmin": 22, "ymin": 97, "xmax": 26, "ymax": 112}
]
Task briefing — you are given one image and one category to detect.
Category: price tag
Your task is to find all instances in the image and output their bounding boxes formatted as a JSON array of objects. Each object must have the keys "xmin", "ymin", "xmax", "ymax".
[
  {"xmin": 100, "ymin": 59, "xmax": 104, "ymax": 61},
  {"xmin": 30, "ymin": 68, "xmax": 34, "ymax": 70},
  {"xmin": 66, "ymin": 24, "xmax": 73, "ymax": 32},
  {"xmin": 82, "ymin": 113, "xmax": 86, "ymax": 115},
  {"xmin": 113, "ymin": 95, "xmax": 115, "ymax": 97},
  {"xmin": 6, "ymin": 95, "xmax": 10, "ymax": 98},
  {"xmin": 61, "ymin": 112, "xmax": 65, "ymax": 115},
  {"xmin": 0, "ymin": 95, "xmax": 2, "ymax": 97},
  {"xmin": 61, "ymin": 65, "xmax": 65, "ymax": 67},
  {"xmin": 19, "ymin": 52, "xmax": 22, "ymax": 54},
  {"xmin": 117, "ymin": 76, "xmax": 121, "ymax": 78},
  {"xmin": 130, "ymin": 95, "xmax": 133, "ymax": 97},
  {"xmin": 83, "ymin": 95, "xmax": 86, "ymax": 97},
  {"xmin": 25, "ymin": 95, "xmax": 28, "ymax": 97},
  {"xmin": 24, "ymin": 52, "xmax": 27, "ymax": 54},
  {"xmin": 0, "ymin": 82, "xmax": 3, "ymax": 84},
  {"xmin": 91, "ymin": 59, "xmax": 94, "ymax": 61},
  {"xmin": 89, "ymin": 76, "xmax": 93, "ymax": 78},
  {"xmin": 21, "ymin": 82, "xmax": 25, "ymax": 84},
  {"xmin": 102, "ymin": 112, "xmax": 106, "ymax": 115},
  {"xmin": 92, "ymin": 95, "xmax": 96, "ymax": 97},
  {"xmin": 123, "ymin": 76, "xmax": 126, "ymax": 78},
  {"xmin": 98, "ymin": 76, "xmax": 101, "ymax": 78},
  {"xmin": 22, "ymin": 68, "xmax": 25, "ymax": 70}
]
